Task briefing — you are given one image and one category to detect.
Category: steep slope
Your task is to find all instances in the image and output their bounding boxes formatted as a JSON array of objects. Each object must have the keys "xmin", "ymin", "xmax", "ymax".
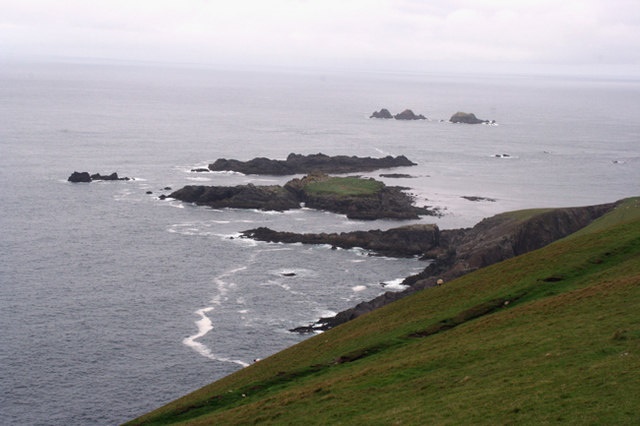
[{"xmin": 127, "ymin": 198, "xmax": 640, "ymax": 425}]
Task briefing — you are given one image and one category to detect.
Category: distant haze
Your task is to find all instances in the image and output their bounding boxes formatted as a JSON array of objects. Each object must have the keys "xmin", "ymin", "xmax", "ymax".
[{"xmin": 1, "ymin": 0, "xmax": 639, "ymax": 75}]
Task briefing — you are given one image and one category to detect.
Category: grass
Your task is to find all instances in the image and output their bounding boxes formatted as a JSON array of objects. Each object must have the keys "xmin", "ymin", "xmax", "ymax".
[
  {"xmin": 127, "ymin": 198, "xmax": 640, "ymax": 425},
  {"xmin": 302, "ymin": 176, "xmax": 384, "ymax": 197}
]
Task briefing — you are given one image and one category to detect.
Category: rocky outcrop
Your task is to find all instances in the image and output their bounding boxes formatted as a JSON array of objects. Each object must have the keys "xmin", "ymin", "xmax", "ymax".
[
  {"xmin": 242, "ymin": 224, "xmax": 440, "ymax": 257},
  {"xmin": 285, "ymin": 202, "xmax": 617, "ymax": 332},
  {"xmin": 370, "ymin": 108, "xmax": 393, "ymax": 119},
  {"xmin": 168, "ymin": 184, "xmax": 300, "ymax": 211},
  {"xmin": 394, "ymin": 109, "xmax": 426, "ymax": 120},
  {"xmin": 449, "ymin": 111, "xmax": 494, "ymax": 124},
  {"xmin": 380, "ymin": 173, "xmax": 414, "ymax": 178},
  {"xmin": 168, "ymin": 174, "xmax": 435, "ymax": 220},
  {"xmin": 68, "ymin": 171, "xmax": 131, "ymax": 182},
  {"xmin": 208, "ymin": 153, "xmax": 416, "ymax": 175},
  {"xmin": 284, "ymin": 174, "xmax": 432, "ymax": 220}
]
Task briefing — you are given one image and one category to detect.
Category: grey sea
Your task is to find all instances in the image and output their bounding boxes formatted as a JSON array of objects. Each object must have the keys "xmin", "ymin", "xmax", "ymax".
[{"xmin": 1, "ymin": 60, "xmax": 639, "ymax": 425}]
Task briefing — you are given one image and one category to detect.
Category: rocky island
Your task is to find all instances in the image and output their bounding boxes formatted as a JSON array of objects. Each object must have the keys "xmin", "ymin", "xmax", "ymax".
[
  {"xmin": 68, "ymin": 171, "xmax": 131, "ymax": 182},
  {"xmin": 449, "ymin": 111, "xmax": 494, "ymax": 124},
  {"xmin": 207, "ymin": 153, "xmax": 416, "ymax": 175},
  {"xmin": 370, "ymin": 108, "xmax": 426, "ymax": 120},
  {"xmin": 169, "ymin": 173, "xmax": 434, "ymax": 220}
]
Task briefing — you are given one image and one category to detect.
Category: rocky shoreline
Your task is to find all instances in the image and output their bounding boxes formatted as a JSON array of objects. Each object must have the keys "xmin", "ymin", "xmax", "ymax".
[{"xmin": 240, "ymin": 201, "xmax": 618, "ymax": 333}]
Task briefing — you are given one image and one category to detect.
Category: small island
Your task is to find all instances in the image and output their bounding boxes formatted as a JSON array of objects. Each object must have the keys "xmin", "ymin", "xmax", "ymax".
[
  {"xmin": 449, "ymin": 111, "xmax": 494, "ymax": 124},
  {"xmin": 169, "ymin": 173, "xmax": 435, "ymax": 220},
  {"xmin": 370, "ymin": 108, "xmax": 426, "ymax": 120},
  {"xmin": 207, "ymin": 152, "xmax": 416, "ymax": 175},
  {"xmin": 68, "ymin": 171, "xmax": 131, "ymax": 182}
]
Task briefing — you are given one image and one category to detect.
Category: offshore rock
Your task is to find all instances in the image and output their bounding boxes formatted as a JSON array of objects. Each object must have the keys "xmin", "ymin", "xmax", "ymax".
[
  {"xmin": 208, "ymin": 153, "xmax": 417, "ymax": 175},
  {"xmin": 168, "ymin": 184, "xmax": 300, "ymax": 211},
  {"xmin": 449, "ymin": 111, "xmax": 493, "ymax": 124},
  {"xmin": 370, "ymin": 108, "xmax": 393, "ymax": 119},
  {"xmin": 68, "ymin": 171, "xmax": 131, "ymax": 182},
  {"xmin": 169, "ymin": 174, "xmax": 435, "ymax": 220},
  {"xmin": 284, "ymin": 173, "xmax": 432, "ymax": 220},
  {"xmin": 394, "ymin": 109, "xmax": 427, "ymax": 120}
]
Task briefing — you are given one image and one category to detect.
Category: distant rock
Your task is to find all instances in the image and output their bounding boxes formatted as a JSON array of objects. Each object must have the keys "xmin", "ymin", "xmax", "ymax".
[
  {"xmin": 191, "ymin": 168, "xmax": 210, "ymax": 172},
  {"xmin": 370, "ymin": 108, "xmax": 393, "ymax": 119},
  {"xmin": 379, "ymin": 173, "xmax": 414, "ymax": 178},
  {"xmin": 462, "ymin": 196, "xmax": 496, "ymax": 202},
  {"xmin": 449, "ymin": 111, "xmax": 493, "ymax": 124},
  {"xmin": 208, "ymin": 153, "xmax": 417, "ymax": 175},
  {"xmin": 68, "ymin": 171, "xmax": 130, "ymax": 182},
  {"xmin": 394, "ymin": 109, "xmax": 426, "ymax": 120},
  {"xmin": 90, "ymin": 172, "xmax": 130, "ymax": 181},
  {"xmin": 68, "ymin": 171, "xmax": 92, "ymax": 183}
]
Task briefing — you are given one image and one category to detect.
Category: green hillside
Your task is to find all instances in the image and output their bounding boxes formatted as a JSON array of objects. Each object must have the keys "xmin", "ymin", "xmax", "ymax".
[{"xmin": 128, "ymin": 198, "xmax": 640, "ymax": 425}]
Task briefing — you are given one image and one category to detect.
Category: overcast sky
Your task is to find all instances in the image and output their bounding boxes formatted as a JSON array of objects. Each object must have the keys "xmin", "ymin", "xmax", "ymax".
[{"xmin": 2, "ymin": 0, "xmax": 639, "ymax": 74}]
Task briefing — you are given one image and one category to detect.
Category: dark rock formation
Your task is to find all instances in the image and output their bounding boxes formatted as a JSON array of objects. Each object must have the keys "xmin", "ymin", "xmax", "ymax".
[
  {"xmin": 242, "ymin": 224, "xmax": 440, "ymax": 257},
  {"xmin": 370, "ymin": 108, "xmax": 393, "ymax": 119},
  {"xmin": 286, "ymin": 201, "xmax": 617, "ymax": 332},
  {"xmin": 380, "ymin": 173, "xmax": 414, "ymax": 178},
  {"xmin": 90, "ymin": 172, "xmax": 130, "ymax": 181},
  {"xmin": 462, "ymin": 196, "xmax": 496, "ymax": 202},
  {"xmin": 208, "ymin": 153, "xmax": 416, "ymax": 175},
  {"xmin": 191, "ymin": 168, "xmax": 210, "ymax": 172},
  {"xmin": 68, "ymin": 171, "xmax": 92, "ymax": 183},
  {"xmin": 449, "ymin": 111, "xmax": 493, "ymax": 124},
  {"xmin": 68, "ymin": 171, "xmax": 130, "ymax": 182},
  {"xmin": 168, "ymin": 184, "xmax": 300, "ymax": 211},
  {"xmin": 394, "ymin": 109, "xmax": 426, "ymax": 120}
]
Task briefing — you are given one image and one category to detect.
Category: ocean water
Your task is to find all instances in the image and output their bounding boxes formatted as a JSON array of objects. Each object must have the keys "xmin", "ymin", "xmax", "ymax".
[{"xmin": 1, "ymin": 61, "xmax": 639, "ymax": 425}]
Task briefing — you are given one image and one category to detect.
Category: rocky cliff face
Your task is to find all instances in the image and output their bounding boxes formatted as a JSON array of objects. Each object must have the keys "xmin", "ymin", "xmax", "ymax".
[{"xmin": 278, "ymin": 202, "xmax": 618, "ymax": 332}]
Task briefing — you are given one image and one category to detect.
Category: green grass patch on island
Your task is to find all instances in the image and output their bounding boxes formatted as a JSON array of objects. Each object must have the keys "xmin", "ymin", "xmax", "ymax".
[{"xmin": 303, "ymin": 176, "xmax": 384, "ymax": 197}]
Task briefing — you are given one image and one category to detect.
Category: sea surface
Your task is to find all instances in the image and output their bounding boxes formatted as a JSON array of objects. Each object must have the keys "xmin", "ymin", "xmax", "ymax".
[{"xmin": 1, "ymin": 60, "xmax": 639, "ymax": 425}]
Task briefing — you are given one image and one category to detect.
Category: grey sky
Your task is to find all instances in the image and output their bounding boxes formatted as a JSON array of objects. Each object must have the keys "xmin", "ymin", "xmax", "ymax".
[{"xmin": 2, "ymin": 0, "xmax": 639, "ymax": 74}]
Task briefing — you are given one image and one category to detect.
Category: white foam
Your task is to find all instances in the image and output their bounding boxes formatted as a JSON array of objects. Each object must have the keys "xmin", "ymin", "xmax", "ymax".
[
  {"xmin": 182, "ymin": 308, "xmax": 248, "ymax": 367},
  {"xmin": 182, "ymin": 263, "xmax": 252, "ymax": 368},
  {"xmin": 352, "ymin": 285, "xmax": 367, "ymax": 292},
  {"xmin": 382, "ymin": 278, "xmax": 408, "ymax": 291},
  {"xmin": 187, "ymin": 176, "xmax": 213, "ymax": 182},
  {"xmin": 210, "ymin": 170, "xmax": 245, "ymax": 175}
]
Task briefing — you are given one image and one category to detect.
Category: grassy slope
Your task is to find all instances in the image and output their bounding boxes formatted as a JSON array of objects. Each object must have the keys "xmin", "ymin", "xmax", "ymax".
[{"xmin": 128, "ymin": 198, "xmax": 640, "ymax": 425}]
